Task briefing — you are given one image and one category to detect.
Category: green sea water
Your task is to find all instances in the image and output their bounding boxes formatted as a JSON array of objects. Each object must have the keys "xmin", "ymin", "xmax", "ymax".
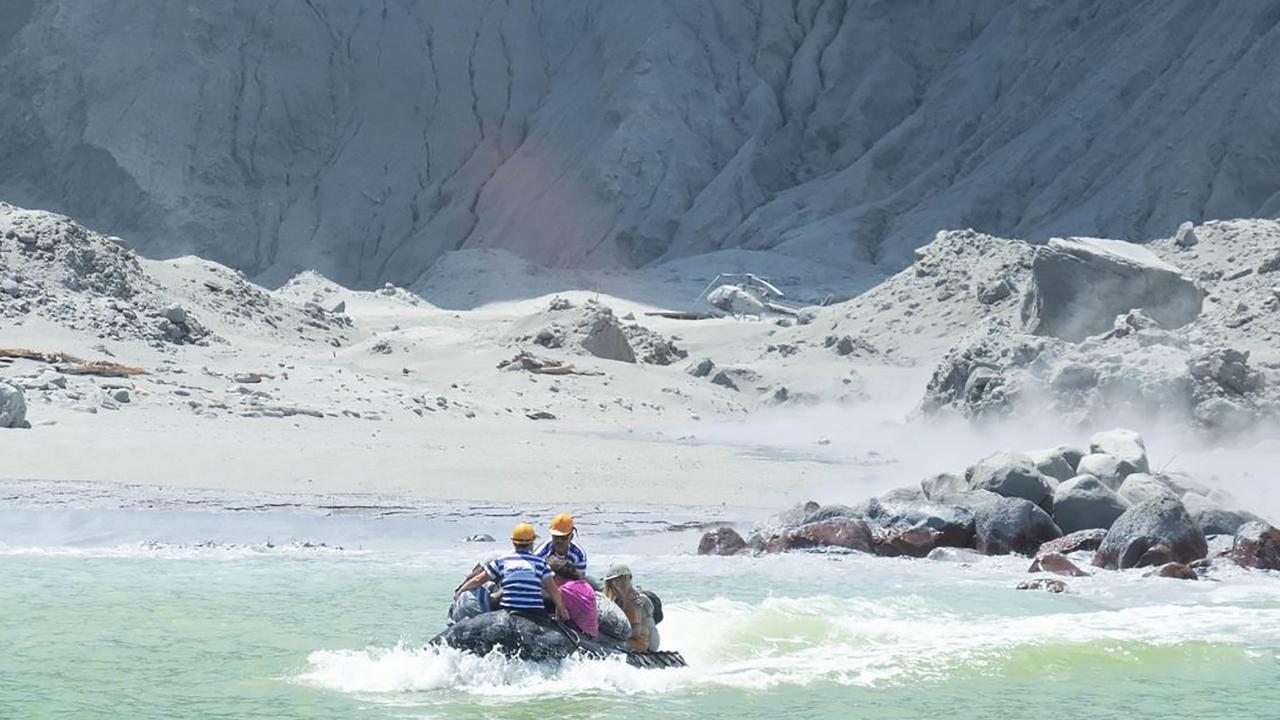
[{"xmin": 2, "ymin": 485, "xmax": 1279, "ymax": 719}]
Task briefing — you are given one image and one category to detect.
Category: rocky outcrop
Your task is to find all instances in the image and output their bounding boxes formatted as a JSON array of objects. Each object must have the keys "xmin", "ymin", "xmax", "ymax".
[
  {"xmin": 1022, "ymin": 237, "xmax": 1203, "ymax": 342},
  {"xmin": 1093, "ymin": 497, "xmax": 1208, "ymax": 570},
  {"xmin": 698, "ymin": 527, "xmax": 747, "ymax": 556},
  {"xmin": 1051, "ymin": 475, "xmax": 1131, "ymax": 534},
  {"xmin": 972, "ymin": 498, "xmax": 1062, "ymax": 556}
]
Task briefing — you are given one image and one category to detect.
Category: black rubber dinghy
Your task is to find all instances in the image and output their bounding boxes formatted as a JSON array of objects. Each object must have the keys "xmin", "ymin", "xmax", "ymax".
[{"xmin": 429, "ymin": 609, "xmax": 687, "ymax": 669}]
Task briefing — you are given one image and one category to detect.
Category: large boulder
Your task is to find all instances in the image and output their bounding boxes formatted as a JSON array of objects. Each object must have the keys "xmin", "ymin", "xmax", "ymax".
[
  {"xmin": 1051, "ymin": 475, "xmax": 1131, "ymax": 533},
  {"xmin": 967, "ymin": 452, "xmax": 1056, "ymax": 511},
  {"xmin": 698, "ymin": 527, "xmax": 747, "ymax": 556},
  {"xmin": 1022, "ymin": 237, "xmax": 1203, "ymax": 342},
  {"xmin": 1088, "ymin": 429, "xmax": 1150, "ymax": 475},
  {"xmin": 852, "ymin": 495, "xmax": 976, "ymax": 548},
  {"xmin": 1117, "ymin": 473, "xmax": 1179, "ymax": 505},
  {"xmin": 1027, "ymin": 447, "xmax": 1078, "ymax": 483},
  {"xmin": 1092, "ymin": 497, "xmax": 1208, "ymax": 570},
  {"xmin": 1228, "ymin": 522, "xmax": 1280, "ymax": 570},
  {"xmin": 972, "ymin": 497, "xmax": 1063, "ymax": 556},
  {"xmin": 1182, "ymin": 494, "xmax": 1263, "ymax": 536},
  {"xmin": 0, "ymin": 381, "xmax": 27, "ymax": 428},
  {"xmin": 764, "ymin": 518, "xmax": 874, "ymax": 554},
  {"xmin": 1075, "ymin": 453, "xmax": 1128, "ymax": 490}
]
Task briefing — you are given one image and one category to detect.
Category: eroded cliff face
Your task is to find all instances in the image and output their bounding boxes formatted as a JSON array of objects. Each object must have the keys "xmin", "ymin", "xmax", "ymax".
[{"xmin": 2, "ymin": 1, "xmax": 1279, "ymax": 287}]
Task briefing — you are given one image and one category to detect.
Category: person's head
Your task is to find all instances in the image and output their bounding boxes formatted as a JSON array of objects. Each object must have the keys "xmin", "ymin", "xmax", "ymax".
[
  {"xmin": 604, "ymin": 562, "xmax": 633, "ymax": 594},
  {"xmin": 549, "ymin": 513, "xmax": 575, "ymax": 552},
  {"xmin": 511, "ymin": 522, "xmax": 538, "ymax": 551}
]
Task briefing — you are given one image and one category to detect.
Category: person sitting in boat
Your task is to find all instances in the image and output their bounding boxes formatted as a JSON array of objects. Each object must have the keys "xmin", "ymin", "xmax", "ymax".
[
  {"xmin": 534, "ymin": 513, "xmax": 598, "ymax": 637},
  {"xmin": 534, "ymin": 513, "xmax": 588, "ymax": 579},
  {"xmin": 604, "ymin": 563, "xmax": 660, "ymax": 652},
  {"xmin": 448, "ymin": 552, "xmax": 501, "ymax": 624},
  {"xmin": 454, "ymin": 523, "xmax": 568, "ymax": 622}
]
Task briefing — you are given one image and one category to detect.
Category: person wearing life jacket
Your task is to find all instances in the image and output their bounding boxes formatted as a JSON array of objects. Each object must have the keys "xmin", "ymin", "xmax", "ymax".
[
  {"xmin": 455, "ymin": 523, "xmax": 568, "ymax": 621},
  {"xmin": 534, "ymin": 513, "xmax": 598, "ymax": 637},
  {"xmin": 604, "ymin": 563, "xmax": 660, "ymax": 652}
]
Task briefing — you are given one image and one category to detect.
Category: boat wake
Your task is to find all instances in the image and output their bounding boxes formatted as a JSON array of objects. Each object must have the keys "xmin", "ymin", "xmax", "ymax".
[{"xmin": 298, "ymin": 592, "xmax": 1280, "ymax": 701}]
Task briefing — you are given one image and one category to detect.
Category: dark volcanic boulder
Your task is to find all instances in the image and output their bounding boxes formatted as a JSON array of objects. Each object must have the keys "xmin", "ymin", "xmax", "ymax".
[
  {"xmin": 764, "ymin": 518, "xmax": 874, "ymax": 553},
  {"xmin": 1051, "ymin": 475, "xmax": 1131, "ymax": 533},
  {"xmin": 698, "ymin": 527, "xmax": 747, "ymax": 556},
  {"xmin": 1229, "ymin": 522, "xmax": 1280, "ymax": 570},
  {"xmin": 1035, "ymin": 528, "xmax": 1107, "ymax": 557},
  {"xmin": 968, "ymin": 452, "xmax": 1056, "ymax": 512},
  {"xmin": 972, "ymin": 497, "xmax": 1063, "ymax": 556},
  {"xmin": 439, "ymin": 610, "xmax": 579, "ymax": 661},
  {"xmin": 854, "ymin": 495, "xmax": 976, "ymax": 549},
  {"xmin": 1028, "ymin": 552, "xmax": 1088, "ymax": 577},
  {"xmin": 1092, "ymin": 497, "xmax": 1208, "ymax": 570}
]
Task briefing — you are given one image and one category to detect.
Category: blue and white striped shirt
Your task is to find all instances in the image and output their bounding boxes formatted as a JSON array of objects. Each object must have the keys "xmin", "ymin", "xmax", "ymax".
[
  {"xmin": 534, "ymin": 539, "xmax": 588, "ymax": 574},
  {"xmin": 484, "ymin": 551, "xmax": 551, "ymax": 610}
]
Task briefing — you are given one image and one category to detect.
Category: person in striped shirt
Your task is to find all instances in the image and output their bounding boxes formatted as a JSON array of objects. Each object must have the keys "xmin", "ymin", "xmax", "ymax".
[
  {"xmin": 455, "ymin": 523, "xmax": 567, "ymax": 620},
  {"xmin": 534, "ymin": 513, "xmax": 588, "ymax": 580}
]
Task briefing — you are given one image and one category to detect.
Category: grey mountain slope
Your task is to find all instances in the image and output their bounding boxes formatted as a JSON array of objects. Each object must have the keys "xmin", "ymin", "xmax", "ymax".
[{"xmin": 2, "ymin": 1, "xmax": 1279, "ymax": 288}]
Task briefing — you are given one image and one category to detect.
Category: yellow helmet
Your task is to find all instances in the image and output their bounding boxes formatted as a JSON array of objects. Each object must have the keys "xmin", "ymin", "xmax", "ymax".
[
  {"xmin": 511, "ymin": 523, "xmax": 538, "ymax": 543},
  {"xmin": 549, "ymin": 513, "xmax": 575, "ymax": 537}
]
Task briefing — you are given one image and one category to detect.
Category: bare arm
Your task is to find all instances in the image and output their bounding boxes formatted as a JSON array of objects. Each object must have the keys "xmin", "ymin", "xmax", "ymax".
[{"xmin": 455, "ymin": 567, "xmax": 490, "ymax": 597}]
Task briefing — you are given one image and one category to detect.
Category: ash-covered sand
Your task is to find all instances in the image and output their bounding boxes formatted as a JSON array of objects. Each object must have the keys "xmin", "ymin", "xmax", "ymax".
[{"xmin": 3, "ymin": 201, "xmax": 1280, "ymax": 513}]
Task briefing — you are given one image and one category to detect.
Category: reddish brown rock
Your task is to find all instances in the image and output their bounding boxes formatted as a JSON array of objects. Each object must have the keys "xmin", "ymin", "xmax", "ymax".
[
  {"xmin": 698, "ymin": 527, "xmax": 748, "ymax": 556},
  {"xmin": 764, "ymin": 518, "xmax": 875, "ymax": 554},
  {"xmin": 873, "ymin": 526, "xmax": 938, "ymax": 558},
  {"xmin": 1016, "ymin": 578, "xmax": 1068, "ymax": 593},
  {"xmin": 1229, "ymin": 522, "xmax": 1280, "ymax": 570},
  {"xmin": 1144, "ymin": 562, "xmax": 1198, "ymax": 580},
  {"xmin": 1028, "ymin": 552, "xmax": 1088, "ymax": 577},
  {"xmin": 1035, "ymin": 528, "xmax": 1107, "ymax": 557}
]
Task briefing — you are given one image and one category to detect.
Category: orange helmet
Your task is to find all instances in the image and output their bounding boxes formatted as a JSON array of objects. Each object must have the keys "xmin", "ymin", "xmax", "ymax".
[
  {"xmin": 549, "ymin": 513, "xmax": 575, "ymax": 537},
  {"xmin": 511, "ymin": 523, "xmax": 537, "ymax": 543}
]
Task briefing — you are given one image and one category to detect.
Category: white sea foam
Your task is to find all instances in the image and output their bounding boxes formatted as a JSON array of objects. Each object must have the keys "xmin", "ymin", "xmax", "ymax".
[{"xmin": 298, "ymin": 588, "xmax": 1280, "ymax": 701}]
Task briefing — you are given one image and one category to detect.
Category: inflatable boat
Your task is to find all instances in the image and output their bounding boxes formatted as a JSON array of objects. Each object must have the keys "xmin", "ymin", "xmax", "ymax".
[{"xmin": 429, "ymin": 609, "xmax": 687, "ymax": 669}]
